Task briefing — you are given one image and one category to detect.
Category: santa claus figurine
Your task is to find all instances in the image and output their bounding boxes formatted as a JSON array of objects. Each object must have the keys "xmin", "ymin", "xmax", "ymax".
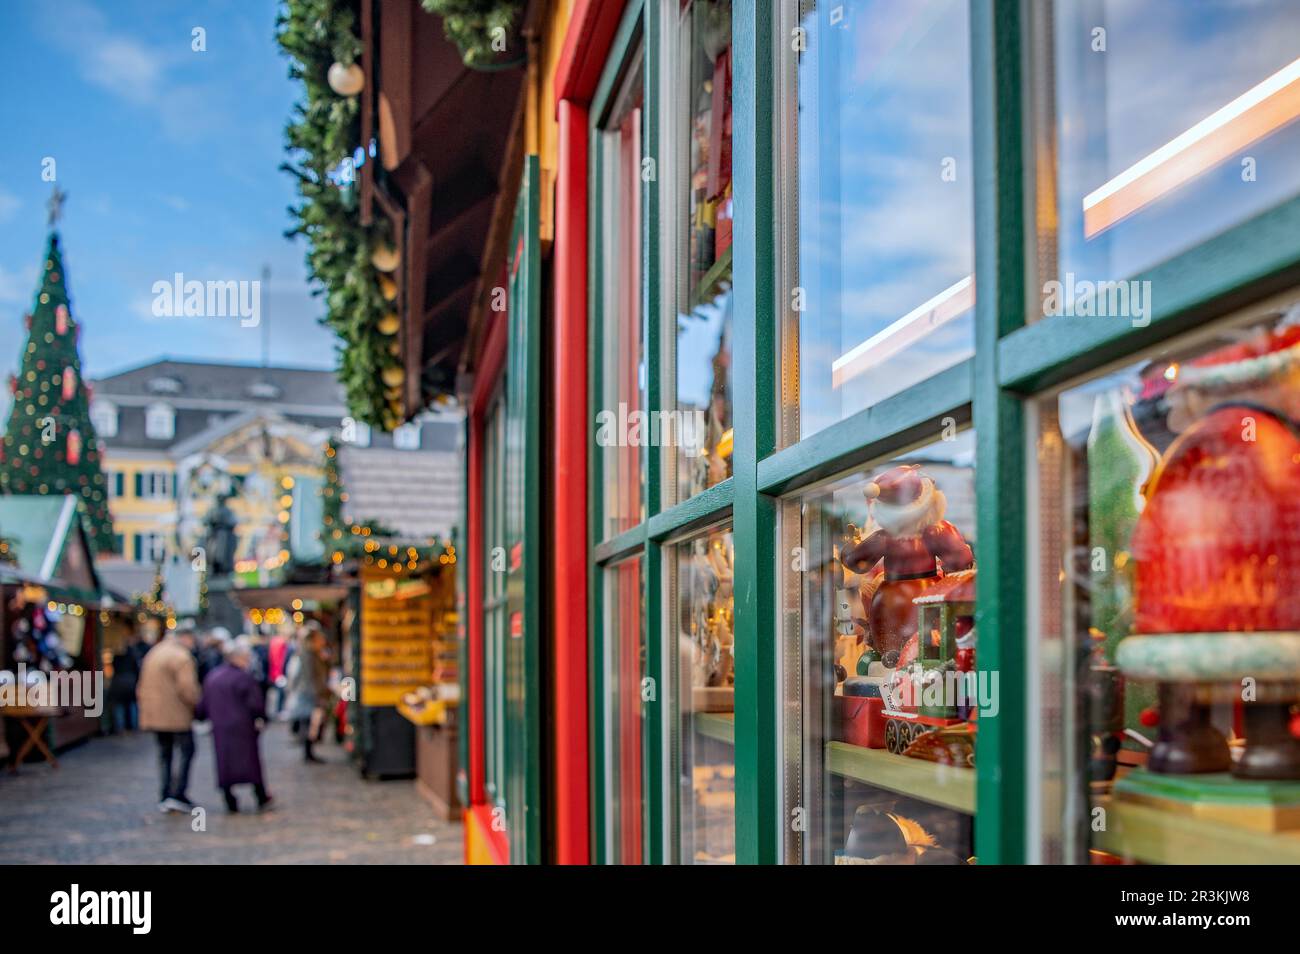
[{"xmin": 841, "ymin": 465, "xmax": 974, "ymax": 661}]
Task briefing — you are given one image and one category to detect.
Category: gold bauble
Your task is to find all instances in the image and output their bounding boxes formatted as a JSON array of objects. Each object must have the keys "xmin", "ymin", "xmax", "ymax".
[
  {"xmin": 381, "ymin": 366, "xmax": 405, "ymax": 388},
  {"xmin": 378, "ymin": 313, "xmax": 400, "ymax": 335},
  {"xmin": 327, "ymin": 62, "xmax": 365, "ymax": 97},
  {"xmin": 378, "ymin": 275, "xmax": 398, "ymax": 301},
  {"xmin": 370, "ymin": 244, "xmax": 400, "ymax": 272}
]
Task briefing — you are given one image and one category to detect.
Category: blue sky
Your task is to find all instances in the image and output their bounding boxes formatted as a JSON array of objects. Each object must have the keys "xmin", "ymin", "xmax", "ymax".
[{"xmin": 0, "ymin": 0, "xmax": 336, "ymax": 383}]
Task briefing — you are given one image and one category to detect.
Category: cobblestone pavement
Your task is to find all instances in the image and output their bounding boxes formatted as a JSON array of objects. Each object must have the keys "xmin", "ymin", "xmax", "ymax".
[{"xmin": 0, "ymin": 722, "xmax": 463, "ymax": 864}]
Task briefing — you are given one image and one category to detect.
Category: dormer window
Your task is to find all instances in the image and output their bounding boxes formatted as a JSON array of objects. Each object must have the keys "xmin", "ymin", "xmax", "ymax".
[
  {"xmin": 246, "ymin": 381, "xmax": 282, "ymax": 400},
  {"xmin": 146, "ymin": 375, "xmax": 183, "ymax": 396},
  {"xmin": 145, "ymin": 402, "xmax": 175, "ymax": 440},
  {"xmin": 90, "ymin": 398, "xmax": 118, "ymax": 438},
  {"xmin": 393, "ymin": 423, "xmax": 420, "ymax": 450}
]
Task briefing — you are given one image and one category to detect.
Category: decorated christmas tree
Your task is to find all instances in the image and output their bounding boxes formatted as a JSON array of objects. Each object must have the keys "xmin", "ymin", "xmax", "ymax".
[{"xmin": 0, "ymin": 190, "xmax": 116, "ymax": 554}]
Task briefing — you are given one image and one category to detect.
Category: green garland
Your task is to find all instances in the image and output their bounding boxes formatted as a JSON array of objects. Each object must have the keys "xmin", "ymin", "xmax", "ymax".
[
  {"xmin": 277, "ymin": 0, "xmax": 406, "ymax": 430},
  {"xmin": 420, "ymin": 0, "xmax": 526, "ymax": 67}
]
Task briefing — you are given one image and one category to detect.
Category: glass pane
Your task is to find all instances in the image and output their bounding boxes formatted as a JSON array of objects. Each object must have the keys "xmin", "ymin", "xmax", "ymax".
[
  {"xmin": 671, "ymin": 0, "xmax": 734, "ymax": 501},
  {"xmin": 781, "ymin": 430, "xmax": 980, "ymax": 864},
  {"xmin": 483, "ymin": 395, "xmax": 507, "ymax": 803},
  {"xmin": 599, "ymin": 50, "xmax": 647, "ymax": 540},
  {"xmin": 603, "ymin": 554, "xmax": 646, "ymax": 863},
  {"xmin": 671, "ymin": 522, "xmax": 736, "ymax": 863},
  {"xmin": 1037, "ymin": 295, "xmax": 1300, "ymax": 864},
  {"xmin": 1031, "ymin": 0, "xmax": 1300, "ymax": 320},
  {"xmin": 781, "ymin": 0, "xmax": 975, "ymax": 444}
]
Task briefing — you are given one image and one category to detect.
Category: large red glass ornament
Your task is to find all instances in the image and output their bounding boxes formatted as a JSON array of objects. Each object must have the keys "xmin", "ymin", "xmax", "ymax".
[
  {"xmin": 1132, "ymin": 404, "xmax": 1300, "ymax": 634},
  {"xmin": 66, "ymin": 429, "xmax": 81, "ymax": 466},
  {"xmin": 62, "ymin": 367, "xmax": 75, "ymax": 401}
]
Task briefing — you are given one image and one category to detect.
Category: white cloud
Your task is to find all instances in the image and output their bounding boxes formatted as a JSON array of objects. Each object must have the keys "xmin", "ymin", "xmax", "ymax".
[
  {"xmin": 35, "ymin": 0, "xmax": 225, "ymax": 143},
  {"xmin": 0, "ymin": 265, "xmax": 37, "ymax": 307},
  {"xmin": 0, "ymin": 190, "xmax": 19, "ymax": 224}
]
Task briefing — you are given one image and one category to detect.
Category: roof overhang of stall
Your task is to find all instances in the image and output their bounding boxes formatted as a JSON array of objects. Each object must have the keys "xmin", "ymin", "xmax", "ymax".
[
  {"xmin": 360, "ymin": 0, "xmax": 532, "ymax": 418},
  {"xmin": 0, "ymin": 495, "xmax": 103, "ymax": 603},
  {"xmin": 228, "ymin": 583, "xmax": 352, "ymax": 610}
]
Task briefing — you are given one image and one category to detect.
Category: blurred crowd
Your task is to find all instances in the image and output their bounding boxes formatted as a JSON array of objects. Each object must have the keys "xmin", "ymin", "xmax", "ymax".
[{"xmin": 104, "ymin": 622, "xmax": 345, "ymax": 814}]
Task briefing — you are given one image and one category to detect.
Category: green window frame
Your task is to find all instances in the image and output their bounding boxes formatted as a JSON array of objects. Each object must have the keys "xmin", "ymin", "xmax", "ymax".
[{"xmin": 588, "ymin": 0, "xmax": 1300, "ymax": 865}]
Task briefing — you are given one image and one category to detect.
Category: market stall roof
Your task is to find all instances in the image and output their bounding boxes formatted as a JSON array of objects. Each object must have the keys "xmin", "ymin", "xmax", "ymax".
[
  {"xmin": 337, "ymin": 443, "xmax": 460, "ymax": 541},
  {"xmin": 228, "ymin": 583, "xmax": 352, "ymax": 610},
  {"xmin": 361, "ymin": 0, "xmax": 528, "ymax": 414},
  {"xmin": 0, "ymin": 495, "xmax": 102, "ymax": 600}
]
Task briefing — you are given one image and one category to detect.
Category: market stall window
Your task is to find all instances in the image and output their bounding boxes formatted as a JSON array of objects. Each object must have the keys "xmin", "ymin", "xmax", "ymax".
[
  {"xmin": 669, "ymin": 0, "xmax": 733, "ymax": 502},
  {"xmin": 780, "ymin": 430, "xmax": 979, "ymax": 864},
  {"xmin": 602, "ymin": 554, "xmax": 646, "ymax": 864},
  {"xmin": 670, "ymin": 521, "xmax": 735, "ymax": 863},
  {"xmin": 597, "ymin": 44, "xmax": 647, "ymax": 540},
  {"xmin": 1035, "ymin": 294, "xmax": 1300, "ymax": 864},
  {"xmin": 778, "ymin": 0, "xmax": 974, "ymax": 444},
  {"xmin": 1028, "ymin": 0, "xmax": 1300, "ymax": 321}
]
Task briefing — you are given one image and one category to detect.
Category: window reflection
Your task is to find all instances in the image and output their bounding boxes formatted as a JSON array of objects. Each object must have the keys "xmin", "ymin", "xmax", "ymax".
[
  {"xmin": 674, "ymin": 0, "xmax": 734, "ymax": 500},
  {"xmin": 1033, "ymin": 0, "xmax": 1300, "ymax": 314},
  {"xmin": 783, "ymin": 0, "xmax": 974, "ymax": 443}
]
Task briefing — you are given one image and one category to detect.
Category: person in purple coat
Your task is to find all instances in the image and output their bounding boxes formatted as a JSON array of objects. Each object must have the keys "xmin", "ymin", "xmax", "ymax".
[{"xmin": 196, "ymin": 638, "xmax": 273, "ymax": 813}]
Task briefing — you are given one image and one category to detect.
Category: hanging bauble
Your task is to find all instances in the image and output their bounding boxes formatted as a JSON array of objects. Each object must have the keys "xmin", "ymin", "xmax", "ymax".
[
  {"xmin": 66, "ymin": 429, "xmax": 81, "ymax": 465},
  {"xmin": 378, "ymin": 274, "xmax": 398, "ymax": 301},
  {"xmin": 327, "ymin": 61, "xmax": 365, "ymax": 96},
  {"xmin": 378, "ymin": 313, "xmax": 400, "ymax": 335},
  {"xmin": 388, "ymin": 341, "xmax": 400, "ymax": 357},
  {"xmin": 23, "ymin": 313, "xmax": 31, "ymax": 330},
  {"xmin": 381, "ymin": 366, "xmax": 404, "ymax": 388},
  {"xmin": 371, "ymin": 243, "xmax": 400, "ymax": 272},
  {"xmin": 7, "ymin": 375, "xmax": 15, "ymax": 395},
  {"xmin": 55, "ymin": 304, "xmax": 69, "ymax": 335},
  {"xmin": 62, "ymin": 367, "xmax": 75, "ymax": 401}
]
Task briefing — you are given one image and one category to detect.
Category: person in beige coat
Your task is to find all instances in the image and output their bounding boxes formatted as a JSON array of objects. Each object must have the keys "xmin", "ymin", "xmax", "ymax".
[{"xmin": 137, "ymin": 628, "xmax": 201, "ymax": 813}]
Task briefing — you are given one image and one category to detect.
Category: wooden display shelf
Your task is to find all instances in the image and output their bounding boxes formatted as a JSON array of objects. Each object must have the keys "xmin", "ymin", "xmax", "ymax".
[
  {"xmin": 694, "ymin": 712, "xmax": 734, "ymax": 745},
  {"xmin": 825, "ymin": 741, "xmax": 975, "ymax": 815},
  {"xmin": 1093, "ymin": 797, "xmax": 1300, "ymax": 865}
]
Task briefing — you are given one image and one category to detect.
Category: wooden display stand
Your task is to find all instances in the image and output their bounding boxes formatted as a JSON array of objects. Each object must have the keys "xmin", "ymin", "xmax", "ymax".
[{"xmin": 413, "ymin": 717, "xmax": 460, "ymax": 820}]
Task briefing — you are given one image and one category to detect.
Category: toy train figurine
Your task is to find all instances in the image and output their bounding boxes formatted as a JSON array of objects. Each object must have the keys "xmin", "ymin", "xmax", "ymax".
[{"xmin": 841, "ymin": 568, "xmax": 977, "ymax": 761}]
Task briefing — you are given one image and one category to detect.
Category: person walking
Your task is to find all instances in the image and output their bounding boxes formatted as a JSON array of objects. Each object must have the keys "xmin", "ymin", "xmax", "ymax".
[
  {"xmin": 196, "ymin": 638, "xmax": 273, "ymax": 813},
  {"xmin": 105, "ymin": 632, "xmax": 144, "ymax": 733},
  {"xmin": 267, "ymin": 628, "xmax": 292, "ymax": 717},
  {"xmin": 287, "ymin": 625, "xmax": 330, "ymax": 762},
  {"xmin": 137, "ymin": 627, "xmax": 201, "ymax": 813}
]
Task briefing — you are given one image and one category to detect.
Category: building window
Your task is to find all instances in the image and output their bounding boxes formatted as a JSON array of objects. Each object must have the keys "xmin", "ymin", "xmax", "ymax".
[
  {"xmin": 347, "ymin": 421, "xmax": 371, "ymax": 447},
  {"xmin": 780, "ymin": 430, "xmax": 978, "ymax": 865},
  {"xmin": 393, "ymin": 423, "xmax": 420, "ymax": 450},
  {"xmin": 145, "ymin": 402, "xmax": 175, "ymax": 440},
  {"xmin": 136, "ymin": 471, "xmax": 173, "ymax": 500},
  {"xmin": 597, "ymin": 42, "xmax": 647, "ymax": 540},
  {"xmin": 133, "ymin": 532, "xmax": 167, "ymax": 563},
  {"xmin": 670, "ymin": 521, "xmax": 735, "ymax": 864},
  {"xmin": 668, "ymin": 0, "xmax": 734, "ymax": 503},
  {"xmin": 90, "ymin": 399, "xmax": 118, "ymax": 438},
  {"xmin": 602, "ymin": 554, "xmax": 646, "ymax": 864},
  {"xmin": 1027, "ymin": 0, "xmax": 1300, "ymax": 320},
  {"xmin": 1035, "ymin": 298, "xmax": 1300, "ymax": 864},
  {"xmin": 780, "ymin": 0, "xmax": 974, "ymax": 444}
]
